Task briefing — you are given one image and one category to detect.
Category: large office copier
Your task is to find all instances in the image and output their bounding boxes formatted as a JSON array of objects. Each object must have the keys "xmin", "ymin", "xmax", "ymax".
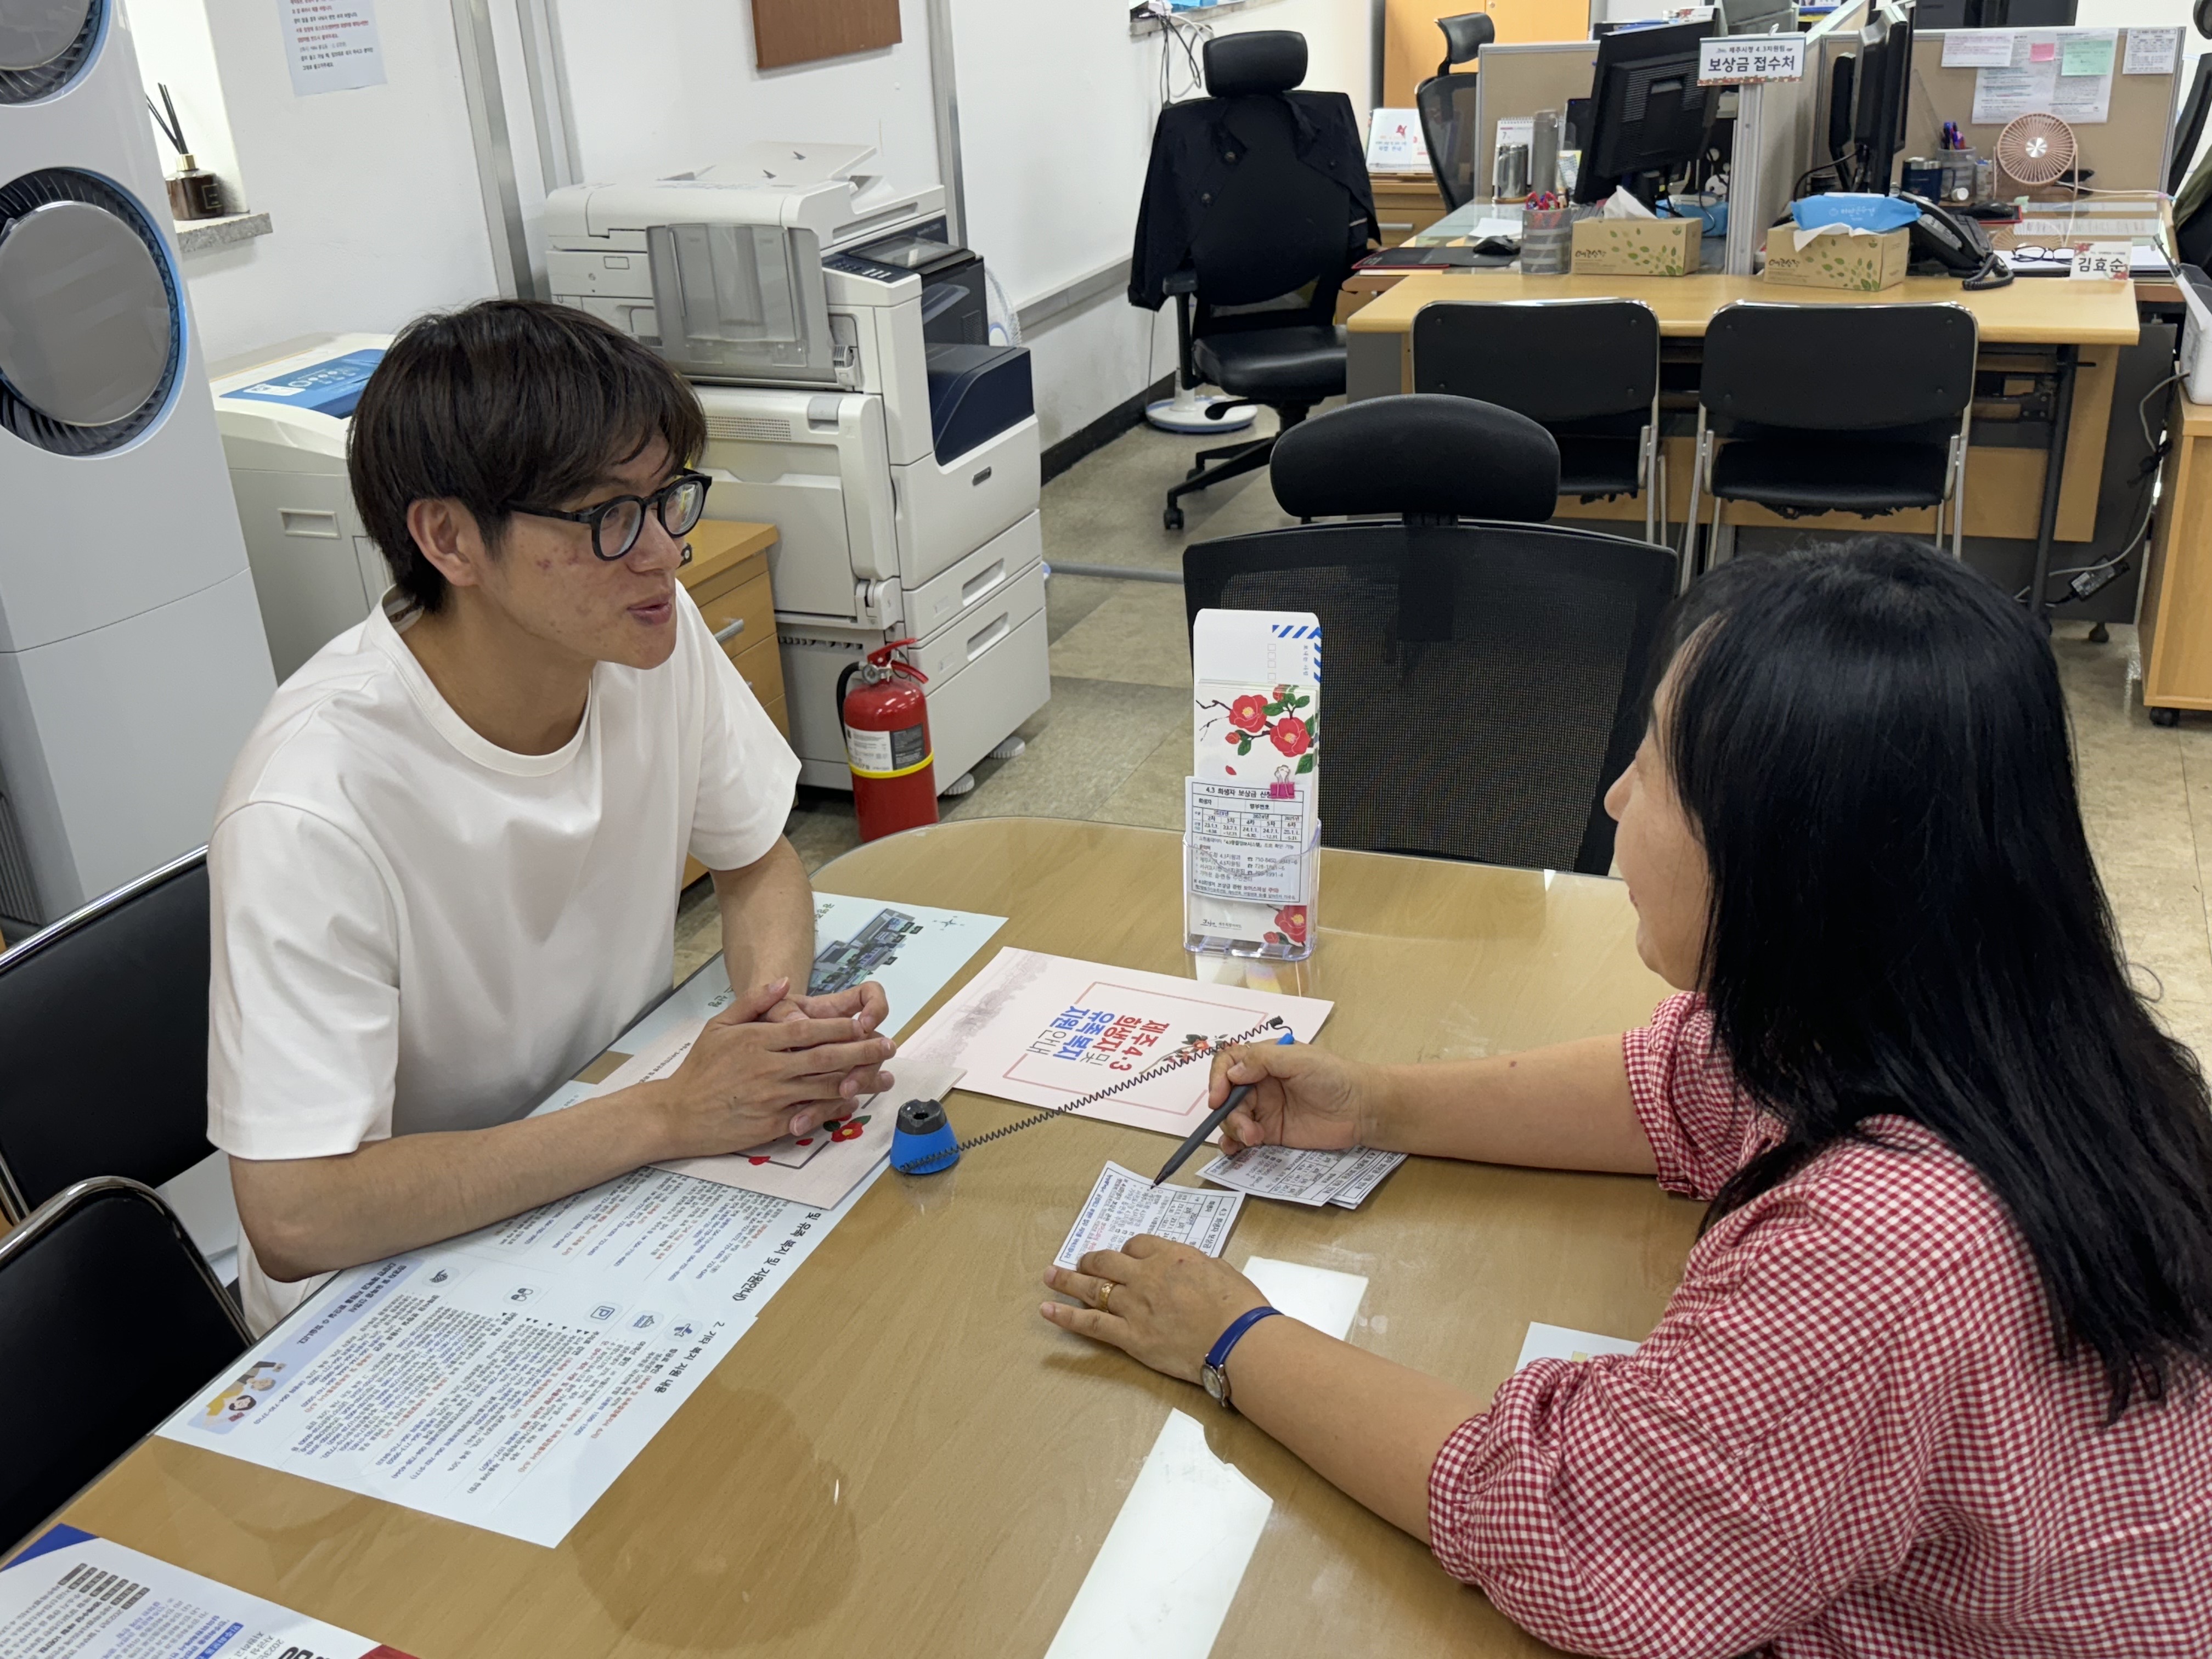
[{"xmin": 544, "ymin": 143, "xmax": 1049, "ymax": 793}]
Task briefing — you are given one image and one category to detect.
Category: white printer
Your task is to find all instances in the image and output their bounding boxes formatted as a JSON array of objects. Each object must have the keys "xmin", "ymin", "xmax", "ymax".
[
  {"xmin": 543, "ymin": 143, "xmax": 1049, "ymax": 793},
  {"xmin": 210, "ymin": 334, "xmax": 391, "ymax": 681}
]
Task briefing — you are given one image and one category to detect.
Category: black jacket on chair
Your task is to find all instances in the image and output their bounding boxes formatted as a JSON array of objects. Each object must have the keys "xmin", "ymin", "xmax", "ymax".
[{"xmin": 1127, "ymin": 91, "xmax": 1377, "ymax": 312}]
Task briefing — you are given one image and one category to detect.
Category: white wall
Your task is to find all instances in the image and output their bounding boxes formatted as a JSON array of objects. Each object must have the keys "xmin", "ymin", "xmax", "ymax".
[
  {"xmin": 174, "ymin": 0, "xmax": 500, "ymax": 366},
  {"xmin": 126, "ymin": 0, "xmax": 243, "ymax": 209}
]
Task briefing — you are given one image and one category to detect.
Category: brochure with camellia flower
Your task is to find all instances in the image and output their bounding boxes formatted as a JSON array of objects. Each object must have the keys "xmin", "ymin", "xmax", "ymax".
[{"xmin": 1187, "ymin": 609, "xmax": 1320, "ymax": 960}]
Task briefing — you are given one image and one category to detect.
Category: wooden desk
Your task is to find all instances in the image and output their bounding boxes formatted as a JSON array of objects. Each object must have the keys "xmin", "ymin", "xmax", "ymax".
[
  {"xmin": 55, "ymin": 819, "xmax": 1692, "ymax": 1658},
  {"xmin": 1346, "ymin": 270, "xmax": 2141, "ymax": 586},
  {"xmin": 1372, "ymin": 170, "xmax": 1450, "ymax": 247},
  {"xmin": 2138, "ymin": 388, "xmax": 2212, "ymax": 722}
]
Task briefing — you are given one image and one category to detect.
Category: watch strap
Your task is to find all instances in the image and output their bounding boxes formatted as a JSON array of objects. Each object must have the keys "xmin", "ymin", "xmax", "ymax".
[{"xmin": 1204, "ymin": 1305, "xmax": 1283, "ymax": 1374}]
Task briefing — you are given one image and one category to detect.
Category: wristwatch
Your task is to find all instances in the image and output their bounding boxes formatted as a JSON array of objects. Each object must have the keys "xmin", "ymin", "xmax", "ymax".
[{"xmin": 1201, "ymin": 1306, "xmax": 1283, "ymax": 1412}]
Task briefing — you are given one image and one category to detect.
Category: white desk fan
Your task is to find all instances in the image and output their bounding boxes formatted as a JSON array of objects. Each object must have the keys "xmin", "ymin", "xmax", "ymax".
[{"xmin": 1995, "ymin": 112, "xmax": 2079, "ymax": 193}]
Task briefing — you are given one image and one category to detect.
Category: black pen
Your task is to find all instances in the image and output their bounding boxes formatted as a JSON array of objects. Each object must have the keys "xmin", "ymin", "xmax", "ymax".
[{"xmin": 1152, "ymin": 1027, "xmax": 1296, "ymax": 1187}]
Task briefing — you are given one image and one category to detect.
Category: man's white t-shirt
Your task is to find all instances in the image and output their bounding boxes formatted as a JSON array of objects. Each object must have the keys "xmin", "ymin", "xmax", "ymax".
[{"xmin": 208, "ymin": 586, "xmax": 799, "ymax": 1333}]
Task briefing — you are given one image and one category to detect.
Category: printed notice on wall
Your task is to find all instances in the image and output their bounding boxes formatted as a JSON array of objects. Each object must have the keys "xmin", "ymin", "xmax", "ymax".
[{"xmin": 280, "ymin": 0, "xmax": 387, "ymax": 95}]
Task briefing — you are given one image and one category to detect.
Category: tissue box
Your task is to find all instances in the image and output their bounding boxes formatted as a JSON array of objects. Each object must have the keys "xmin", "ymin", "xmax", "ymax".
[
  {"xmin": 1571, "ymin": 216, "xmax": 1701, "ymax": 277},
  {"xmin": 1762, "ymin": 225, "xmax": 1911, "ymax": 291}
]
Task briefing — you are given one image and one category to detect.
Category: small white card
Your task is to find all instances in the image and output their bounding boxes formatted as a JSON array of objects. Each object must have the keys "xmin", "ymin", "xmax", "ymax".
[
  {"xmin": 1515, "ymin": 1321, "xmax": 1644, "ymax": 1368},
  {"xmin": 1057, "ymin": 1161, "xmax": 1245, "ymax": 1271},
  {"xmin": 2124, "ymin": 25, "xmax": 2182, "ymax": 74},
  {"xmin": 1200, "ymin": 1143, "xmax": 1406, "ymax": 1209},
  {"xmin": 2070, "ymin": 240, "xmax": 2132, "ymax": 280},
  {"xmin": 1697, "ymin": 33, "xmax": 1805, "ymax": 85}
]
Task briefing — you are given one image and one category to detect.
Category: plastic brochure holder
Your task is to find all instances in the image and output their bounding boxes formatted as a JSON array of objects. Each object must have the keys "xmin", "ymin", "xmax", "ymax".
[{"xmin": 1183, "ymin": 608, "xmax": 1322, "ymax": 962}]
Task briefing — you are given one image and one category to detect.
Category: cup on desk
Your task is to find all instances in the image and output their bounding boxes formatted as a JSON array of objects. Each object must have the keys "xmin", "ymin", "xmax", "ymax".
[
  {"xmin": 1520, "ymin": 206, "xmax": 1573, "ymax": 274},
  {"xmin": 1494, "ymin": 144, "xmax": 1530, "ymax": 202}
]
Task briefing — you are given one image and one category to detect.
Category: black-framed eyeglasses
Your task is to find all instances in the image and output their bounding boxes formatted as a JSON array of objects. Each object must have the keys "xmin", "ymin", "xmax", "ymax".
[{"xmin": 509, "ymin": 470, "xmax": 712, "ymax": 562}]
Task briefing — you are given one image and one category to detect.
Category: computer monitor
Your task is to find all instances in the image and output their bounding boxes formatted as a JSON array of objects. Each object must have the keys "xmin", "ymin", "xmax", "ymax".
[
  {"xmin": 1719, "ymin": 0, "xmax": 1798, "ymax": 34},
  {"xmin": 1572, "ymin": 19, "xmax": 1716, "ymax": 207},
  {"xmin": 1850, "ymin": 2, "xmax": 1912, "ymax": 191}
]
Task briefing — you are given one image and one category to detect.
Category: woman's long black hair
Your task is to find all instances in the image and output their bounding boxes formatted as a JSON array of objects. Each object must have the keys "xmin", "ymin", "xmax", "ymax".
[{"xmin": 1661, "ymin": 538, "xmax": 2212, "ymax": 1420}]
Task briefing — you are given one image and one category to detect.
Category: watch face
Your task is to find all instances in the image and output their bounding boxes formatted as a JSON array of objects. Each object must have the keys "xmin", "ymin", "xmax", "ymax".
[{"xmin": 1202, "ymin": 1365, "xmax": 1228, "ymax": 1406}]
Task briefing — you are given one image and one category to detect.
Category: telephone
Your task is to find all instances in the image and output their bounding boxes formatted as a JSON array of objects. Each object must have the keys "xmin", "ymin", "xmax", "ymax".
[{"xmin": 1897, "ymin": 192, "xmax": 2012, "ymax": 289}]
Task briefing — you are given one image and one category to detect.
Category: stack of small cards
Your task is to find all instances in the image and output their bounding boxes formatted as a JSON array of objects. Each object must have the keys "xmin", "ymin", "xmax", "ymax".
[{"xmin": 1200, "ymin": 1144, "xmax": 1405, "ymax": 1209}]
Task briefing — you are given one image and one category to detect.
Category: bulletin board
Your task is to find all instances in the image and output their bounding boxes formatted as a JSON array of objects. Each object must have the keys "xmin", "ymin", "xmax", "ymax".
[
  {"xmin": 1904, "ymin": 29, "xmax": 2184, "ymax": 195},
  {"xmin": 751, "ymin": 0, "xmax": 901, "ymax": 70}
]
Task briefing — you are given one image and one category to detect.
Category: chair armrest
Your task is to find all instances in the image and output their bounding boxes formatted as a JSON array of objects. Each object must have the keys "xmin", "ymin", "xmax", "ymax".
[{"xmin": 1163, "ymin": 269, "xmax": 1199, "ymax": 296}]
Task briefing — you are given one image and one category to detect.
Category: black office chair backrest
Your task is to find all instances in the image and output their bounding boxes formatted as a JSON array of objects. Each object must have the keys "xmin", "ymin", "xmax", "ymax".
[
  {"xmin": 1189, "ymin": 33, "xmax": 1363, "ymax": 329},
  {"xmin": 1412, "ymin": 298, "xmax": 1661, "ymax": 424},
  {"xmin": 2171, "ymin": 53, "xmax": 2212, "ymax": 198},
  {"xmin": 1271, "ymin": 393, "xmax": 1561, "ymax": 521},
  {"xmin": 1416, "ymin": 72, "xmax": 1483, "ymax": 212},
  {"xmin": 1185, "ymin": 518, "xmax": 1675, "ymax": 873},
  {"xmin": 0, "ymin": 849, "xmax": 212, "ymax": 1220},
  {"xmin": 1700, "ymin": 302, "xmax": 1977, "ymax": 436},
  {"xmin": 0, "ymin": 1178, "xmax": 249, "ymax": 1550}
]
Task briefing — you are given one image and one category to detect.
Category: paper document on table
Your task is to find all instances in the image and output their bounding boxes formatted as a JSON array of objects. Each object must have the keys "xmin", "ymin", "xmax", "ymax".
[
  {"xmin": 1516, "ymin": 1321, "xmax": 1644, "ymax": 1368},
  {"xmin": 0, "ymin": 1525, "xmax": 415, "ymax": 1658},
  {"xmin": 156, "ymin": 1159, "xmax": 886, "ymax": 1546},
  {"xmin": 896, "ymin": 947, "xmax": 1332, "ymax": 1141},
  {"xmin": 1200, "ymin": 1143, "xmax": 1407, "ymax": 1209},
  {"xmin": 1057, "ymin": 1162, "xmax": 1245, "ymax": 1269}
]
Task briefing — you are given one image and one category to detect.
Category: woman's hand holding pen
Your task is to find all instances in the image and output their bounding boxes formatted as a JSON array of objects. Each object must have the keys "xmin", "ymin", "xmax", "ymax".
[{"xmin": 1206, "ymin": 1041, "xmax": 1383, "ymax": 1155}]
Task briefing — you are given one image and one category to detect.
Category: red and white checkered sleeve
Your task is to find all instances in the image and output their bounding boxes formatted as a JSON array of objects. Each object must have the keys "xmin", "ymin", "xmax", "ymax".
[
  {"xmin": 1623, "ymin": 991, "xmax": 1757, "ymax": 1201},
  {"xmin": 1426, "ymin": 1147, "xmax": 2000, "ymax": 1658}
]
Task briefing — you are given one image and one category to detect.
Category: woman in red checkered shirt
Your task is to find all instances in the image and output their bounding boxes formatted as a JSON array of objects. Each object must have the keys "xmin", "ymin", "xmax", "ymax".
[{"xmin": 1042, "ymin": 539, "xmax": 2212, "ymax": 1656}]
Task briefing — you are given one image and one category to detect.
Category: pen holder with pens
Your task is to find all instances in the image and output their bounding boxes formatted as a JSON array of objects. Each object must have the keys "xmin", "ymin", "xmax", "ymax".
[{"xmin": 1520, "ymin": 205, "xmax": 1573, "ymax": 274}]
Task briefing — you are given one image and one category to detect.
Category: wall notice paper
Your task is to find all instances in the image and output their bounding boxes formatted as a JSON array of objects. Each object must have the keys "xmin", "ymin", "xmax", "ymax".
[
  {"xmin": 2124, "ymin": 26, "xmax": 2182, "ymax": 75},
  {"xmin": 1, "ymin": 1526, "xmax": 413, "ymax": 1658},
  {"xmin": 1974, "ymin": 30, "xmax": 2114, "ymax": 124},
  {"xmin": 1365, "ymin": 107, "xmax": 1431, "ymax": 171},
  {"xmin": 280, "ymin": 0, "xmax": 387, "ymax": 95},
  {"xmin": 157, "ymin": 1159, "xmax": 886, "ymax": 1547},
  {"xmin": 1516, "ymin": 1322, "xmax": 1645, "ymax": 1368},
  {"xmin": 1056, "ymin": 1162, "xmax": 1245, "ymax": 1271},
  {"xmin": 1200, "ymin": 1143, "xmax": 1406, "ymax": 1209},
  {"xmin": 1942, "ymin": 30, "xmax": 2014, "ymax": 67},
  {"xmin": 897, "ymin": 947, "xmax": 1333, "ymax": 1139}
]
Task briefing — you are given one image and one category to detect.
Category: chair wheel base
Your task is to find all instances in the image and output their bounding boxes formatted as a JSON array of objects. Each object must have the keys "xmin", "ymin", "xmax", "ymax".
[
  {"xmin": 1164, "ymin": 506, "xmax": 1186, "ymax": 532},
  {"xmin": 2151, "ymin": 706, "xmax": 2181, "ymax": 727}
]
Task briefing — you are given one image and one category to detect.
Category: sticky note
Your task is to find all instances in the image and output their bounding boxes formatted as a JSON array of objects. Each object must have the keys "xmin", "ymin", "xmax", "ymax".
[
  {"xmin": 2060, "ymin": 35, "xmax": 2114, "ymax": 77},
  {"xmin": 2029, "ymin": 38, "xmax": 2057, "ymax": 62}
]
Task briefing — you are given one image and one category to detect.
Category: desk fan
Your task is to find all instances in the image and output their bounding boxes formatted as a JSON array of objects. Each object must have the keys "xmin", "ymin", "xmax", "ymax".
[{"xmin": 1995, "ymin": 112, "xmax": 2079, "ymax": 193}]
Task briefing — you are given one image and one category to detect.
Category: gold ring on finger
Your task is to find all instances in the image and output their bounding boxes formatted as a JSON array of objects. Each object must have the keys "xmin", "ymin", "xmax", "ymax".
[{"xmin": 1096, "ymin": 1281, "xmax": 1114, "ymax": 1314}]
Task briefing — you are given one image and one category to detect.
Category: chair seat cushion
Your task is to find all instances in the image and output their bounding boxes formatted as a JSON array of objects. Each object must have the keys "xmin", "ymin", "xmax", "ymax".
[
  {"xmin": 1556, "ymin": 434, "xmax": 1641, "ymax": 500},
  {"xmin": 1194, "ymin": 325, "xmax": 1347, "ymax": 404},
  {"xmin": 1711, "ymin": 440, "xmax": 1949, "ymax": 516}
]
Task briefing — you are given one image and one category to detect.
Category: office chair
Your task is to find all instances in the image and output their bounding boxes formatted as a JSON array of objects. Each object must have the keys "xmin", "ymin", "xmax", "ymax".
[
  {"xmin": 2171, "ymin": 53, "xmax": 2212, "ymax": 199},
  {"xmin": 1133, "ymin": 32, "xmax": 1375, "ymax": 532},
  {"xmin": 0, "ymin": 848, "xmax": 215, "ymax": 1222},
  {"xmin": 1412, "ymin": 298, "xmax": 1667, "ymax": 544},
  {"xmin": 1417, "ymin": 13, "xmax": 1497, "ymax": 212},
  {"xmin": 0, "ymin": 1177, "xmax": 251, "ymax": 1551},
  {"xmin": 1684, "ymin": 303, "xmax": 1977, "ymax": 584},
  {"xmin": 1185, "ymin": 395, "xmax": 1678, "ymax": 875}
]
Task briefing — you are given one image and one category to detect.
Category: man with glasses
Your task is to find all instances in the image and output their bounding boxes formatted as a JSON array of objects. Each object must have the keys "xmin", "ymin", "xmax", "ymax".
[{"xmin": 207, "ymin": 300, "xmax": 894, "ymax": 1333}]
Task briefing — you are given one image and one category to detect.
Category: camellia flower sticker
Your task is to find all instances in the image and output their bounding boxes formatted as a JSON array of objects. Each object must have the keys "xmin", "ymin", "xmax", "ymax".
[{"xmin": 1209, "ymin": 682, "xmax": 1317, "ymax": 776}]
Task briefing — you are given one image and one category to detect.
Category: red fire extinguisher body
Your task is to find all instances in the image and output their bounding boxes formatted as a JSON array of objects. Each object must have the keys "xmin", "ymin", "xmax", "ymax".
[{"xmin": 842, "ymin": 640, "xmax": 939, "ymax": 843}]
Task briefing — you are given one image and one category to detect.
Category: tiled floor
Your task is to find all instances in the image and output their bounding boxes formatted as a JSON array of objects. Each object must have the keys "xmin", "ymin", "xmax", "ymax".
[{"xmin": 679, "ymin": 419, "xmax": 2212, "ymax": 1067}]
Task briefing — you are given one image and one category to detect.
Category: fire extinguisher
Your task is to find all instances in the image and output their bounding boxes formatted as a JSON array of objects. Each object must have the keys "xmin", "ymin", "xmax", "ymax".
[{"xmin": 837, "ymin": 639, "xmax": 939, "ymax": 843}]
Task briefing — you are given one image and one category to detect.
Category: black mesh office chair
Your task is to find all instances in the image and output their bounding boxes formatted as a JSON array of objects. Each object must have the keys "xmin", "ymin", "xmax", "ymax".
[
  {"xmin": 0, "ymin": 849, "xmax": 213, "ymax": 1222},
  {"xmin": 1417, "ymin": 14, "xmax": 1496, "ymax": 212},
  {"xmin": 1186, "ymin": 395, "xmax": 1678, "ymax": 874},
  {"xmin": 1413, "ymin": 298, "xmax": 1666, "ymax": 544},
  {"xmin": 1684, "ymin": 303, "xmax": 1978, "ymax": 583},
  {"xmin": 0, "ymin": 1177, "xmax": 250, "ymax": 1550},
  {"xmin": 1130, "ymin": 32, "xmax": 1376, "ymax": 532}
]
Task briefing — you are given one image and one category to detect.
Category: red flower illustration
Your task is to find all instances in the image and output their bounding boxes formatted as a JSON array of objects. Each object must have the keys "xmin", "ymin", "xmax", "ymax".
[
  {"xmin": 1270, "ymin": 716, "xmax": 1311, "ymax": 757},
  {"xmin": 748, "ymin": 1155, "xmax": 771, "ymax": 1166},
  {"xmin": 1228, "ymin": 693, "xmax": 1269, "ymax": 732},
  {"xmin": 1273, "ymin": 905, "xmax": 1308, "ymax": 945},
  {"xmin": 830, "ymin": 1119, "xmax": 866, "ymax": 1142}
]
